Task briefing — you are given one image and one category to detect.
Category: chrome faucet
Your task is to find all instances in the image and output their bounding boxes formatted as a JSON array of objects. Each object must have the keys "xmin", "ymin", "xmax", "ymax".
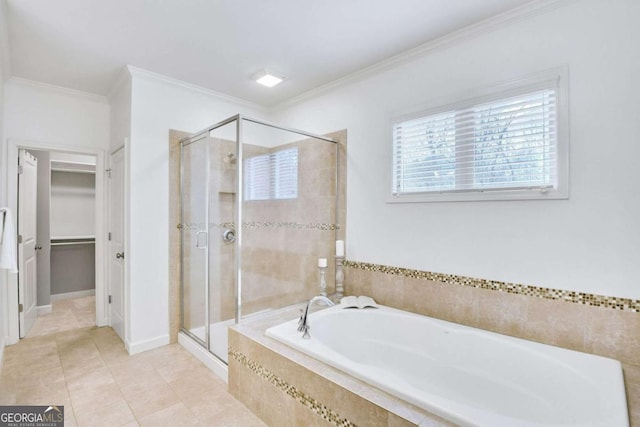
[{"xmin": 297, "ymin": 296, "xmax": 335, "ymax": 339}]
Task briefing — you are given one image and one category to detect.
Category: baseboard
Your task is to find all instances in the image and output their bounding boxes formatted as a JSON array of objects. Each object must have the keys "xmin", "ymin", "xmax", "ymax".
[
  {"xmin": 37, "ymin": 305, "xmax": 52, "ymax": 315},
  {"xmin": 50, "ymin": 289, "xmax": 95, "ymax": 302},
  {"xmin": 126, "ymin": 334, "xmax": 170, "ymax": 355},
  {"xmin": 179, "ymin": 331, "xmax": 228, "ymax": 383}
]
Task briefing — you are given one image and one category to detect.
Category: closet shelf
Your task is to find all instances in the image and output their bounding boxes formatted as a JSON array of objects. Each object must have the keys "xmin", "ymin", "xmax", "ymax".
[
  {"xmin": 51, "ymin": 236, "xmax": 95, "ymax": 246},
  {"xmin": 51, "ymin": 235, "xmax": 95, "ymax": 240},
  {"xmin": 50, "ymin": 160, "xmax": 96, "ymax": 174}
]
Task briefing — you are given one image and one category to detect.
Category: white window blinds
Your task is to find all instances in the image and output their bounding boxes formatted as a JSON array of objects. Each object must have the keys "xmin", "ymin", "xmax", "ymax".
[
  {"xmin": 244, "ymin": 154, "xmax": 270, "ymax": 200},
  {"xmin": 244, "ymin": 147, "xmax": 298, "ymax": 201},
  {"xmin": 392, "ymin": 88, "xmax": 558, "ymax": 198},
  {"xmin": 271, "ymin": 148, "xmax": 298, "ymax": 199}
]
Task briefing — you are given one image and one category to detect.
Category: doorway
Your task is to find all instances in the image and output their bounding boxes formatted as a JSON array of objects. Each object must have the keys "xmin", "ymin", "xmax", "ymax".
[
  {"xmin": 26, "ymin": 150, "xmax": 97, "ymax": 338},
  {"xmin": 5, "ymin": 139, "xmax": 108, "ymax": 345}
]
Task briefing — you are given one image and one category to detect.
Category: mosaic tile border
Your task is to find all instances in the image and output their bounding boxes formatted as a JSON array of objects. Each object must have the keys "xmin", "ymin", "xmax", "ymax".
[
  {"xmin": 228, "ymin": 347, "xmax": 357, "ymax": 427},
  {"xmin": 344, "ymin": 260, "xmax": 640, "ymax": 313},
  {"xmin": 242, "ymin": 221, "xmax": 340, "ymax": 231},
  {"xmin": 178, "ymin": 221, "xmax": 340, "ymax": 231}
]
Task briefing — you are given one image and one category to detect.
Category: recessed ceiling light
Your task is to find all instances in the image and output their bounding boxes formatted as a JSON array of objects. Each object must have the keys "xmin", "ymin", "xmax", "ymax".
[{"xmin": 253, "ymin": 69, "xmax": 285, "ymax": 87}]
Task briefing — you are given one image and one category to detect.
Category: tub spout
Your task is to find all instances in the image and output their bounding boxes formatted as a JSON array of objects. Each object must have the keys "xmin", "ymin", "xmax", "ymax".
[{"xmin": 298, "ymin": 296, "xmax": 335, "ymax": 339}]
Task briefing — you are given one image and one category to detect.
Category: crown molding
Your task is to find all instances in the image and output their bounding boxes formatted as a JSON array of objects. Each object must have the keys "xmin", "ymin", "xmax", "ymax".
[
  {"xmin": 126, "ymin": 65, "xmax": 267, "ymax": 113},
  {"xmin": 0, "ymin": 0, "xmax": 12, "ymax": 80},
  {"xmin": 7, "ymin": 77, "xmax": 108, "ymax": 104},
  {"xmin": 271, "ymin": 0, "xmax": 572, "ymax": 112}
]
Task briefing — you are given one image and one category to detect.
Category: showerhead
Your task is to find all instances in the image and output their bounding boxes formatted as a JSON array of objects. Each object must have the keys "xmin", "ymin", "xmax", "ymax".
[{"xmin": 224, "ymin": 152, "xmax": 237, "ymax": 164}]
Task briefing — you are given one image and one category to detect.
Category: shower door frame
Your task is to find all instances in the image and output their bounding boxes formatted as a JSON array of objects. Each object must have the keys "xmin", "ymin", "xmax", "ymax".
[
  {"xmin": 179, "ymin": 133, "xmax": 210, "ymax": 349},
  {"xmin": 179, "ymin": 114, "xmax": 338, "ymax": 360}
]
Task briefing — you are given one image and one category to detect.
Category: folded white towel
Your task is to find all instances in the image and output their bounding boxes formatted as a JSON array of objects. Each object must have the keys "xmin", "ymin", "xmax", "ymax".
[{"xmin": 0, "ymin": 208, "xmax": 19, "ymax": 273}]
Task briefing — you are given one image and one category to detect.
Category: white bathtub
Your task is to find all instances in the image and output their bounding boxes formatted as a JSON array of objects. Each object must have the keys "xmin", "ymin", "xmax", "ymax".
[{"xmin": 266, "ymin": 304, "xmax": 629, "ymax": 427}]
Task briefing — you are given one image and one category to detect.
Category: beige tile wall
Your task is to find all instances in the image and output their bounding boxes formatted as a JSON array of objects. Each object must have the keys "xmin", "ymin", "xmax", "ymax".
[
  {"xmin": 344, "ymin": 261, "xmax": 640, "ymax": 424},
  {"xmin": 344, "ymin": 263, "xmax": 640, "ymax": 366},
  {"xmin": 208, "ymin": 138, "xmax": 238, "ymax": 323},
  {"xmin": 240, "ymin": 130, "xmax": 347, "ymax": 317},
  {"xmin": 168, "ymin": 130, "xmax": 189, "ymax": 343}
]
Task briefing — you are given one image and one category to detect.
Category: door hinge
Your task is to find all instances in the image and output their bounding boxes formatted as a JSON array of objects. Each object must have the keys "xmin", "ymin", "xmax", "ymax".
[
  {"xmin": 18, "ymin": 165, "xmax": 23, "ymax": 174},
  {"xmin": 18, "ymin": 303, "xmax": 23, "ymax": 313},
  {"xmin": 108, "ymin": 232, "xmax": 112, "ymax": 241},
  {"xmin": 105, "ymin": 168, "xmax": 112, "ymax": 178},
  {"xmin": 108, "ymin": 295, "xmax": 112, "ymax": 304},
  {"xmin": 17, "ymin": 234, "xmax": 22, "ymax": 244}
]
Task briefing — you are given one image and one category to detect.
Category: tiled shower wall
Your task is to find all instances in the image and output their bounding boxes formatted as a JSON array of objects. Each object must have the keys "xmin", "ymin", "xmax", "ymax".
[
  {"xmin": 168, "ymin": 129, "xmax": 347, "ymax": 340},
  {"xmin": 208, "ymin": 137, "xmax": 237, "ymax": 323},
  {"xmin": 169, "ymin": 129, "xmax": 188, "ymax": 343},
  {"xmin": 240, "ymin": 130, "xmax": 347, "ymax": 317}
]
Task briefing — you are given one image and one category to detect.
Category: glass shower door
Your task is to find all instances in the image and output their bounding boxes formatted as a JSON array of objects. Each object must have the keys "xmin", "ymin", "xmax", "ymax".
[
  {"xmin": 181, "ymin": 135, "xmax": 209, "ymax": 345},
  {"xmin": 208, "ymin": 125, "xmax": 237, "ymax": 363},
  {"xmin": 179, "ymin": 115, "xmax": 342, "ymax": 367}
]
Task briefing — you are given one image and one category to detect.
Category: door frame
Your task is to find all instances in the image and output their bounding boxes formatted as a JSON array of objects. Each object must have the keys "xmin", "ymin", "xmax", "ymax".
[
  {"xmin": 107, "ymin": 144, "xmax": 127, "ymax": 344},
  {"xmin": 5, "ymin": 138, "xmax": 108, "ymax": 345}
]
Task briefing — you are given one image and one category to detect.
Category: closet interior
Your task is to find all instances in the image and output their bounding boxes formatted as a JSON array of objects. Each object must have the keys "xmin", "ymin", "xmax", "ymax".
[{"xmin": 31, "ymin": 151, "xmax": 97, "ymax": 315}]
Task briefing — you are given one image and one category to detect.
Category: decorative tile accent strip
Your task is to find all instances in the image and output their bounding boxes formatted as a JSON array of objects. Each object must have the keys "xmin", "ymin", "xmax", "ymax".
[
  {"xmin": 344, "ymin": 260, "xmax": 640, "ymax": 313},
  {"xmin": 229, "ymin": 347, "xmax": 357, "ymax": 427},
  {"xmin": 243, "ymin": 221, "xmax": 340, "ymax": 231},
  {"xmin": 178, "ymin": 221, "xmax": 340, "ymax": 231}
]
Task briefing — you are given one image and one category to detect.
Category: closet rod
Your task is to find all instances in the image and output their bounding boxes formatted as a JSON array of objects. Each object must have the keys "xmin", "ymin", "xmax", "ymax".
[{"xmin": 50, "ymin": 241, "xmax": 95, "ymax": 246}]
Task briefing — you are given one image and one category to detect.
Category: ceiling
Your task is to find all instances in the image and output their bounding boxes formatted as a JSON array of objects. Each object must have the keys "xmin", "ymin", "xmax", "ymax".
[{"xmin": 5, "ymin": 0, "xmax": 537, "ymax": 107}]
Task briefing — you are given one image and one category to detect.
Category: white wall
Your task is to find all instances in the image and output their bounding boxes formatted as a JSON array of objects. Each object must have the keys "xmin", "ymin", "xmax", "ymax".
[
  {"xmin": 274, "ymin": 0, "xmax": 640, "ymax": 300},
  {"xmin": 49, "ymin": 153, "xmax": 98, "ymax": 241},
  {"xmin": 4, "ymin": 79, "xmax": 109, "ymax": 149},
  {"xmin": 50, "ymin": 171, "xmax": 96, "ymax": 237},
  {"xmin": 109, "ymin": 72, "xmax": 131, "ymax": 152},
  {"xmin": 127, "ymin": 70, "xmax": 265, "ymax": 350}
]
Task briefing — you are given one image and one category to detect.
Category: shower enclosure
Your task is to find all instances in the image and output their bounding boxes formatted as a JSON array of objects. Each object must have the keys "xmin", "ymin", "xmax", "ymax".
[{"xmin": 179, "ymin": 115, "xmax": 341, "ymax": 366}]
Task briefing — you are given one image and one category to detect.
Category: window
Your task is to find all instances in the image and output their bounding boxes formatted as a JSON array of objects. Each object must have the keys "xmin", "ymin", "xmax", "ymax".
[
  {"xmin": 244, "ymin": 147, "xmax": 298, "ymax": 201},
  {"xmin": 391, "ymin": 73, "xmax": 567, "ymax": 202},
  {"xmin": 244, "ymin": 153, "xmax": 270, "ymax": 200}
]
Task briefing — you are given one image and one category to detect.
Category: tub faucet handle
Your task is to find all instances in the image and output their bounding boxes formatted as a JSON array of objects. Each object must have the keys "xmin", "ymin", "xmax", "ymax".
[
  {"xmin": 297, "ymin": 308, "xmax": 311, "ymax": 338},
  {"xmin": 297, "ymin": 295, "xmax": 335, "ymax": 339},
  {"xmin": 301, "ymin": 324, "xmax": 310, "ymax": 339}
]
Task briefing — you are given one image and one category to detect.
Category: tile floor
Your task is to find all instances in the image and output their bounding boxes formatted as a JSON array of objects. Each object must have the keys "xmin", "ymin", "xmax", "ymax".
[
  {"xmin": 28, "ymin": 295, "xmax": 96, "ymax": 338},
  {"xmin": 0, "ymin": 297, "xmax": 267, "ymax": 427}
]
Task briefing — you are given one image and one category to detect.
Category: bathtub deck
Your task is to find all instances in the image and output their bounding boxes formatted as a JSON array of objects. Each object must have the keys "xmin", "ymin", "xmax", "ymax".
[
  {"xmin": 229, "ymin": 303, "xmax": 640, "ymax": 427},
  {"xmin": 229, "ymin": 303, "xmax": 458, "ymax": 426}
]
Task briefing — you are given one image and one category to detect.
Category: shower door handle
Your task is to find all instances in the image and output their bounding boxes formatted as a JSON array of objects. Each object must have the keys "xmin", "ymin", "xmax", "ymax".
[
  {"xmin": 222, "ymin": 229, "xmax": 235, "ymax": 243},
  {"xmin": 195, "ymin": 230, "xmax": 208, "ymax": 249}
]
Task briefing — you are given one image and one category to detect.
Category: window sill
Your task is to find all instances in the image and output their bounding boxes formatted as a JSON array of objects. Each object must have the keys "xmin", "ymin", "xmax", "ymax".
[{"xmin": 386, "ymin": 188, "xmax": 568, "ymax": 203}]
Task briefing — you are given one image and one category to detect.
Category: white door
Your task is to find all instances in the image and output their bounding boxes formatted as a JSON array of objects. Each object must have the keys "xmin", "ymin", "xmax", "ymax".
[
  {"xmin": 108, "ymin": 148, "xmax": 125, "ymax": 341},
  {"xmin": 18, "ymin": 149, "xmax": 38, "ymax": 338}
]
